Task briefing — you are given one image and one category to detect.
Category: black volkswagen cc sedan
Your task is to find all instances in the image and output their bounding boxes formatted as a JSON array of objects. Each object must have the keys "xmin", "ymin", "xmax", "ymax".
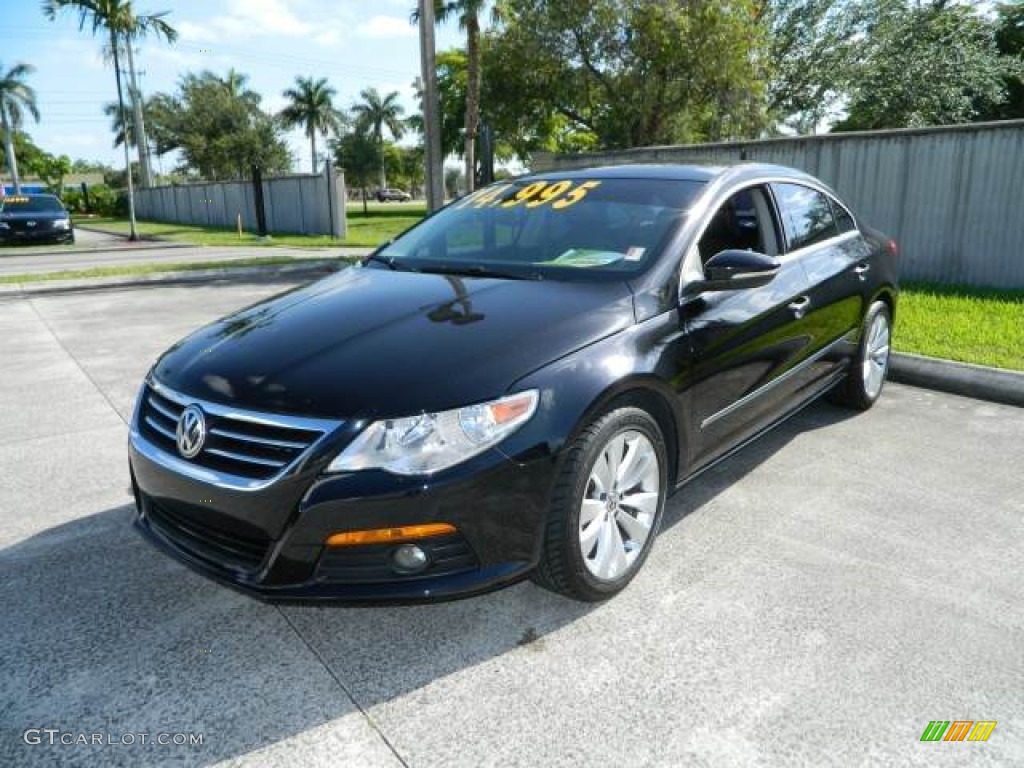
[
  {"xmin": 0, "ymin": 193, "xmax": 75, "ymax": 245},
  {"xmin": 129, "ymin": 163, "xmax": 898, "ymax": 602}
]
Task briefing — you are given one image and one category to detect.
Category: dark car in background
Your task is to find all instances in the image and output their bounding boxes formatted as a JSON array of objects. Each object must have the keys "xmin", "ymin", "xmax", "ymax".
[
  {"xmin": 376, "ymin": 187, "xmax": 412, "ymax": 202},
  {"xmin": 0, "ymin": 193, "xmax": 75, "ymax": 245},
  {"xmin": 129, "ymin": 163, "xmax": 899, "ymax": 603}
]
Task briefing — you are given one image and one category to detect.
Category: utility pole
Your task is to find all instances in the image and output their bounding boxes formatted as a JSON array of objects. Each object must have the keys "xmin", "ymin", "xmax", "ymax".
[
  {"xmin": 418, "ymin": 0, "xmax": 444, "ymax": 212},
  {"xmin": 125, "ymin": 42, "xmax": 153, "ymax": 187}
]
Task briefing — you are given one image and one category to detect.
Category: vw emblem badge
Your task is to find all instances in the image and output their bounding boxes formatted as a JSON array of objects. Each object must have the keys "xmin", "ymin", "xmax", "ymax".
[
  {"xmin": 176, "ymin": 405, "xmax": 206, "ymax": 459},
  {"xmin": 26, "ymin": 220, "xmax": 37, "ymax": 228}
]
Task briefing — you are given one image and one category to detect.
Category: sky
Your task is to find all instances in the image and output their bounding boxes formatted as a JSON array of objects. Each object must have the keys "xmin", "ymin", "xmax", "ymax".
[{"xmin": 0, "ymin": 0, "xmax": 464, "ymax": 173}]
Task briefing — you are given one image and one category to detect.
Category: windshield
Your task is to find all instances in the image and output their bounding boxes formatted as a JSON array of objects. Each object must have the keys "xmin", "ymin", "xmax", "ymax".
[
  {"xmin": 0, "ymin": 195, "xmax": 65, "ymax": 213},
  {"xmin": 377, "ymin": 177, "xmax": 704, "ymax": 280}
]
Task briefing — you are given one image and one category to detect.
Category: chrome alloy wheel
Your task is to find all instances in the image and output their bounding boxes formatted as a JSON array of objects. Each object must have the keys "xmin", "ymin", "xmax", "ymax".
[
  {"xmin": 862, "ymin": 311, "xmax": 891, "ymax": 400},
  {"xmin": 579, "ymin": 429, "xmax": 661, "ymax": 582}
]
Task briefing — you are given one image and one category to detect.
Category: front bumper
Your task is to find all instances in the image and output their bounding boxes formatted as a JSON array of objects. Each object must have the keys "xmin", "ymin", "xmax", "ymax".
[
  {"xmin": 129, "ymin": 424, "xmax": 557, "ymax": 602},
  {"xmin": 0, "ymin": 227, "xmax": 73, "ymax": 244}
]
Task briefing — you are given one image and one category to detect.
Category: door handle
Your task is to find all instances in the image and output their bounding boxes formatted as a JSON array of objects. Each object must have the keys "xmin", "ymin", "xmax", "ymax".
[
  {"xmin": 854, "ymin": 262, "xmax": 871, "ymax": 280},
  {"xmin": 786, "ymin": 296, "xmax": 811, "ymax": 317},
  {"xmin": 788, "ymin": 296, "xmax": 811, "ymax": 319}
]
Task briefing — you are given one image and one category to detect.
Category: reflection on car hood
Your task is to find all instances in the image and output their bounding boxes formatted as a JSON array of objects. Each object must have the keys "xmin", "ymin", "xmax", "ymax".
[{"xmin": 153, "ymin": 265, "xmax": 635, "ymax": 418}]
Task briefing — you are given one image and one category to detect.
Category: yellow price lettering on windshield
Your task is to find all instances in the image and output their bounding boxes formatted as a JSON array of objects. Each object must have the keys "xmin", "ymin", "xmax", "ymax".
[
  {"xmin": 470, "ymin": 183, "xmax": 512, "ymax": 208},
  {"xmin": 454, "ymin": 184, "xmax": 507, "ymax": 209},
  {"xmin": 551, "ymin": 181, "xmax": 602, "ymax": 210},
  {"xmin": 501, "ymin": 181, "xmax": 549, "ymax": 208},
  {"xmin": 525, "ymin": 180, "xmax": 573, "ymax": 208},
  {"xmin": 499, "ymin": 179, "xmax": 602, "ymax": 210}
]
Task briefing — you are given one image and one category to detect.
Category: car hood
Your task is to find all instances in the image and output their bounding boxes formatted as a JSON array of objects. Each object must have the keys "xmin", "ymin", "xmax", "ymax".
[{"xmin": 152, "ymin": 265, "xmax": 635, "ymax": 419}]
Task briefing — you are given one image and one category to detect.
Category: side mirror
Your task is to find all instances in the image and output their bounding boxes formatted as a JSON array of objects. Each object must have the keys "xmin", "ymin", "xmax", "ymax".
[{"xmin": 683, "ymin": 249, "xmax": 780, "ymax": 296}]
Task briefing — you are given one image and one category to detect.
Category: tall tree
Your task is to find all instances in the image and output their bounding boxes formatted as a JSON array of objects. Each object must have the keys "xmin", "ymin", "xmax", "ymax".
[
  {"xmin": 759, "ymin": 0, "xmax": 876, "ymax": 133},
  {"xmin": 415, "ymin": 1, "xmax": 502, "ymax": 192},
  {"xmin": 103, "ymin": 100, "xmax": 135, "ymax": 147},
  {"xmin": 351, "ymin": 87, "xmax": 405, "ymax": 188},
  {"xmin": 410, "ymin": 51, "xmax": 468, "ymax": 160},
  {"xmin": 977, "ymin": 2, "xmax": 1024, "ymax": 120},
  {"xmin": 279, "ymin": 76, "xmax": 345, "ymax": 174},
  {"xmin": 148, "ymin": 70, "xmax": 291, "ymax": 180},
  {"xmin": 834, "ymin": 0, "xmax": 1018, "ymax": 130},
  {"xmin": 483, "ymin": 0, "xmax": 767, "ymax": 151},
  {"xmin": 331, "ymin": 130, "xmax": 380, "ymax": 213},
  {"xmin": 0, "ymin": 62, "xmax": 39, "ymax": 194},
  {"xmin": 44, "ymin": 0, "xmax": 178, "ymax": 239}
]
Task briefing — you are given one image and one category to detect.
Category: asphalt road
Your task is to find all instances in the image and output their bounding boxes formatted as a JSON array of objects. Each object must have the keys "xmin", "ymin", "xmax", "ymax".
[
  {"xmin": 1, "ymin": 275, "xmax": 1022, "ymax": 767},
  {"xmin": 0, "ymin": 228, "xmax": 350, "ymax": 276}
]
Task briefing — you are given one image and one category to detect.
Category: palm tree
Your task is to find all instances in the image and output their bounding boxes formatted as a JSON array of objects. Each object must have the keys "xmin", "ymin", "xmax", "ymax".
[
  {"xmin": 351, "ymin": 87, "xmax": 405, "ymax": 189},
  {"xmin": 0, "ymin": 62, "xmax": 39, "ymax": 194},
  {"xmin": 103, "ymin": 100, "xmax": 134, "ymax": 147},
  {"xmin": 415, "ymin": 1, "xmax": 501, "ymax": 193},
  {"xmin": 220, "ymin": 68, "xmax": 262, "ymax": 111},
  {"xmin": 44, "ymin": 0, "xmax": 177, "ymax": 240},
  {"xmin": 279, "ymin": 76, "xmax": 344, "ymax": 174}
]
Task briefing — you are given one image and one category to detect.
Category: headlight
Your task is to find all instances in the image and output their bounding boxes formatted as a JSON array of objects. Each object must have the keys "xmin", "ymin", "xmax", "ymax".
[
  {"xmin": 53, "ymin": 218, "xmax": 71, "ymax": 229},
  {"xmin": 0, "ymin": 222, "xmax": 9, "ymax": 230},
  {"xmin": 327, "ymin": 390, "xmax": 539, "ymax": 476}
]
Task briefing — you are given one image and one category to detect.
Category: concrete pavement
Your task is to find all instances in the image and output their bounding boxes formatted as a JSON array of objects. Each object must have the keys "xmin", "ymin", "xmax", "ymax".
[{"xmin": 1, "ymin": 276, "xmax": 1022, "ymax": 767}]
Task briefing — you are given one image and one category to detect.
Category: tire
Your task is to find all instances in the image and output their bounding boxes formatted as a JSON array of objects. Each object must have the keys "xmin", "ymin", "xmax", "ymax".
[
  {"xmin": 533, "ymin": 406, "xmax": 668, "ymax": 601},
  {"xmin": 830, "ymin": 300, "xmax": 892, "ymax": 411}
]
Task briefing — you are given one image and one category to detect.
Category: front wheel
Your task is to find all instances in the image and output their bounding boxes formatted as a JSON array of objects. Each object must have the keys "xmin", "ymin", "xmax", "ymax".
[
  {"xmin": 831, "ymin": 300, "xmax": 892, "ymax": 410},
  {"xmin": 533, "ymin": 406, "xmax": 668, "ymax": 602}
]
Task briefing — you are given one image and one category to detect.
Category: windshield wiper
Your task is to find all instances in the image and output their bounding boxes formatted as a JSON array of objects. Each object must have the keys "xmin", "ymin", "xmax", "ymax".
[
  {"xmin": 363, "ymin": 253, "xmax": 420, "ymax": 272},
  {"xmin": 414, "ymin": 263, "xmax": 543, "ymax": 281}
]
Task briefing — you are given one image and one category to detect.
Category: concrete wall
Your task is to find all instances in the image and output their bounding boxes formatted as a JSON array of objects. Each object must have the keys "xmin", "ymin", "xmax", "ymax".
[
  {"xmin": 133, "ymin": 166, "xmax": 347, "ymax": 237},
  {"xmin": 532, "ymin": 120, "xmax": 1024, "ymax": 288}
]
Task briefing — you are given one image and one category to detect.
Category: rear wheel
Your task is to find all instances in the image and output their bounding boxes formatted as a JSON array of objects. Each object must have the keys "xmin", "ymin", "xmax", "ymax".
[
  {"xmin": 533, "ymin": 407, "xmax": 668, "ymax": 601},
  {"xmin": 831, "ymin": 300, "xmax": 892, "ymax": 410}
]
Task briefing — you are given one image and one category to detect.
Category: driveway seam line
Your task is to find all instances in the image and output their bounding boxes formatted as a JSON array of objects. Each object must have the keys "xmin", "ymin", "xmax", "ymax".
[
  {"xmin": 24, "ymin": 296, "xmax": 129, "ymax": 427},
  {"xmin": 275, "ymin": 607, "xmax": 411, "ymax": 768}
]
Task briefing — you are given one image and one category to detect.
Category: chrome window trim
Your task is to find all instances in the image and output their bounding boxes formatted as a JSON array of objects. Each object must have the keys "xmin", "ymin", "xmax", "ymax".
[
  {"xmin": 676, "ymin": 173, "xmax": 862, "ymax": 302},
  {"xmin": 700, "ymin": 331, "xmax": 856, "ymax": 429},
  {"xmin": 130, "ymin": 377, "xmax": 344, "ymax": 492}
]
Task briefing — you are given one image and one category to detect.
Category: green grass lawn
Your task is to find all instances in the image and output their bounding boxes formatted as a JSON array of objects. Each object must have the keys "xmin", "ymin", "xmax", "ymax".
[
  {"xmin": 80, "ymin": 205, "xmax": 425, "ymax": 248},
  {"xmin": 895, "ymin": 282, "xmax": 1024, "ymax": 371}
]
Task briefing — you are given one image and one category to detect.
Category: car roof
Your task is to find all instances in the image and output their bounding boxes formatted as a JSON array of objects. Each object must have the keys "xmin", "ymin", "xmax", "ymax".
[{"xmin": 527, "ymin": 162, "xmax": 817, "ymax": 185}]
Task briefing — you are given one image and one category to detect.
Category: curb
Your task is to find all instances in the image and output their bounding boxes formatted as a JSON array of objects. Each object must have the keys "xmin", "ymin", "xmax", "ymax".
[
  {"xmin": 1, "ymin": 260, "xmax": 345, "ymax": 299},
  {"xmin": 889, "ymin": 352, "xmax": 1024, "ymax": 408}
]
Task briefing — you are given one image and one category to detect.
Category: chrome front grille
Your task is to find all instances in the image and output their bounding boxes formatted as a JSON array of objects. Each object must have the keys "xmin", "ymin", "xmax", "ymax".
[{"xmin": 137, "ymin": 381, "xmax": 341, "ymax": 483}]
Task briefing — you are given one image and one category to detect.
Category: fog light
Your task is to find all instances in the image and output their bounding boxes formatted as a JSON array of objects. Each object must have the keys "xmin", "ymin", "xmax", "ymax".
[{"xmin": 392, "ymin": 543, "xmax": 429, "ymax": 574}]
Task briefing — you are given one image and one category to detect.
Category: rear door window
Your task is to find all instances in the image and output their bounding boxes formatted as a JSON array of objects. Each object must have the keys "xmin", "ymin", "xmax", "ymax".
[
  {"xmin": 831, "ymin": 199, "xmax": 857, "ymax": 234},
  {"xmin": 770, "ymin": 183, "xmax": 839, "ymax": 252}
]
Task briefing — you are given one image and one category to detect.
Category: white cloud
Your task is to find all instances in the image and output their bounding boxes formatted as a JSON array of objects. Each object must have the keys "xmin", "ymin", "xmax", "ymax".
[
  {"xmin": 356, "ymin": 15, "xmax": 416, "ymax": 39},
  {"xmin": 178, "ymin": 0, "xmax": 312, "ymax": 43},
  {"xmin": 312, "ymin": 29, "xmax": 342, "ymax": 47}
]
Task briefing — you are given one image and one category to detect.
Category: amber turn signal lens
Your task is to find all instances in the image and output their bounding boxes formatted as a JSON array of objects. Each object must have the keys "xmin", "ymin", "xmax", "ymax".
[
  {"xmin": 325, "ymin": 523, "xmax": 456, "ymax": 547},
  {"xmin": 490, "ymin": 396, "xmax": 534, "ymax": 424}
]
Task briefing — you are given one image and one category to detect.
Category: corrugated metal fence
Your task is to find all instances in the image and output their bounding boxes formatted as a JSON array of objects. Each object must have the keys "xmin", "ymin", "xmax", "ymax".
[
  {"xmin": 133, "ymin": 167, "xmax": 347, "ymax": 237},
  {"xmin": 533, "ymin": 120, "xmax": 1024, "ymax": 288}
]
